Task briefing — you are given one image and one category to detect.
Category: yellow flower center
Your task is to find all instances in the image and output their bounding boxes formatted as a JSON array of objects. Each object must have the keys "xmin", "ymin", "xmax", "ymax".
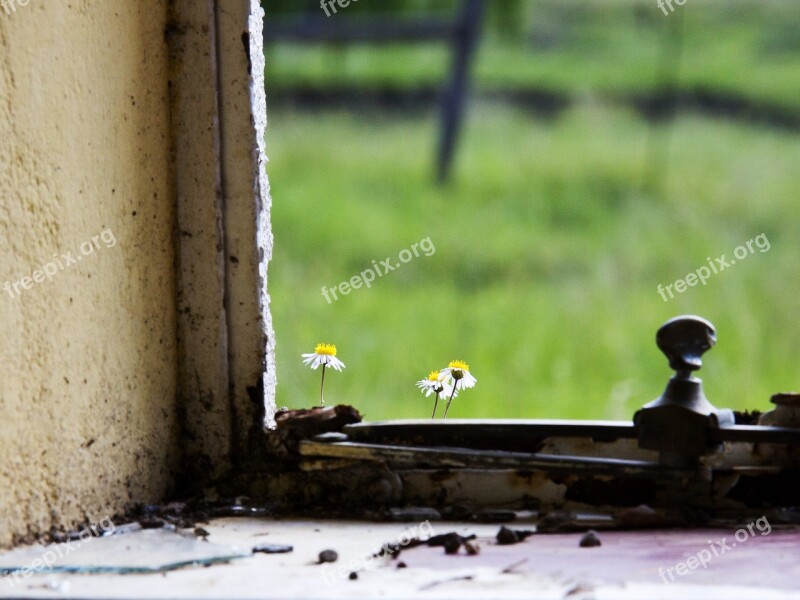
[
  {"xmin": 427, "ymin": 371, "xmax": 440, "ymax": 382},
  {"xmin": 314, "ymin": 343, "xmax": 337, "ymax": 356},
  {"xmin": 448, "ymin": 360, "xmax": 469, "ymax": 371}
]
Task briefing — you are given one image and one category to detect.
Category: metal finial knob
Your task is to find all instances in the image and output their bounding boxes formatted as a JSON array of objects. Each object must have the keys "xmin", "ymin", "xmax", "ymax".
[
  {"xmin": 656, "ymin": 315, "xmax": 716, "ymax": 374},
  {"xmin": 635, "ymin": 315, "xmax": 733, "ymax": 466}
]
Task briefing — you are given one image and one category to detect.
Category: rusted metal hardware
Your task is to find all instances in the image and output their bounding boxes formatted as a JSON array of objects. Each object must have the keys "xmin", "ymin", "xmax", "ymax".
[
  {"xmin": 759, "ymin": 393, "xmax": 800, "ymax": 428},
  {"xmin": 341, "ymin": 419, "xmax": 800, "ymax": 449},
  {"xmin": 300, "ymin": 438, "xmax": 688, "ymax": 479},
  {"xmin": 633, "ymin": 315, "xmax": 735, "ymax": 467},
  {"xmin": 343, "ymin": 419, "xmax": 638, "ymax": 452}
]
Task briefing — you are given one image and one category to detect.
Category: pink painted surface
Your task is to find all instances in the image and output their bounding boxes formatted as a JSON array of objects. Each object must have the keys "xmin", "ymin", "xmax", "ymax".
[{"xmin": 398, "ymin": 528, "xmax": 800, "ymax": 590}]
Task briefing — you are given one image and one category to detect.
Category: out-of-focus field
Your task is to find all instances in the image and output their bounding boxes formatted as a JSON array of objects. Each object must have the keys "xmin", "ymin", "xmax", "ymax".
[{"xmin": 264, "ymin": 0, "xmax": 800, "ymax": 420}]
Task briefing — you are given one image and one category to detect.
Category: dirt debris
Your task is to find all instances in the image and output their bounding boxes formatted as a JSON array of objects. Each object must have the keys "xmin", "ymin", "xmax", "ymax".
[
  {"xmin": 495, "ymin": 525, "xmax": 535, "ymax": 545},
  {"xmin": 579, "ymin": 530, "xmax": 602, "ymax": 547},
  {"xmin": 252, "ymin": 543, "xmax": 293, "ymax": 554},
  {"xmin": 318, "ymin": 549, "xmax": 339, "ymax": 563}
]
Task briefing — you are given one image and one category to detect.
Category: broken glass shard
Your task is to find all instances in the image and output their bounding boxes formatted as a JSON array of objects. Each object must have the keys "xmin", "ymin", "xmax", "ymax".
[{"xmin": 0, "ymin": 528, "xmax": 250, "ymax": 577}]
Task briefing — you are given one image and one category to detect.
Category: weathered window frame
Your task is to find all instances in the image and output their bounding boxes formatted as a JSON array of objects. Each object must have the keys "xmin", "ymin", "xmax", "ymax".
[{"xmin": 171, "ymin": 0, "xmax": 276, "ymax": 488}]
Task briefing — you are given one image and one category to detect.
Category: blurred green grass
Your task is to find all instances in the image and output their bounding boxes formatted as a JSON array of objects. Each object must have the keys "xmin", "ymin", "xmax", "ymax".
[
  {"xmin": 268, "ymin": 103, "xmax": 800, "ymax": 419},
  {"xmin": 265, "ymin": 0, "xmax": 800, "ymax": 420}
]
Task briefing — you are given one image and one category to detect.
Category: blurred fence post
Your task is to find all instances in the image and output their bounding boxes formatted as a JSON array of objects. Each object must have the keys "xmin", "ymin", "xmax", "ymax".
[
  {"xmin": 437, "ymin": 0, "xmax": 485, "ymax": 183},
  {"xmin": 263, "ymin": 0, "xmax": 486, "ymax": 183}
]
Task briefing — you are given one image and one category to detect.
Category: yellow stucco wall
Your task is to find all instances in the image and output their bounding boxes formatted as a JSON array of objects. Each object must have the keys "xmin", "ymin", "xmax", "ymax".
[{"xmin": 0, "ymin": 0, "xmax": 179, "ymax": 545}]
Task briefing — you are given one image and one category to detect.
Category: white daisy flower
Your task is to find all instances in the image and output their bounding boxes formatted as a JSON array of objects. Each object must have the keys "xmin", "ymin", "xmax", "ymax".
[
  {"xmin": 302, "ymin": 343, "xmax": 345, "ymax": 406},
  {"xmin": 439, "ymin": 360, "xmax": 477, "ymax": 390},
  {"xmin": 416, "ymin": 371, "xmax": 445, "ymax": 398},
  {"xmin": 302, "ymin": 343, "xmax": 346, "ymax": 372},
  {"xmin": 438, "ymin": 360, "xmax": 476, "ymax": 418},
  {"xmin": 417, "ymin": 370, "xmax": 457, "ymax": 419}
]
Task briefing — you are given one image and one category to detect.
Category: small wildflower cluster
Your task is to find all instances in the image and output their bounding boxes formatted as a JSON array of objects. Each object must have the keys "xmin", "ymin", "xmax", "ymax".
[
  {"xmin": 417, "ymin": 360, "xmax": 477, "ymax": 419},
  {"xmin": 301, "ymin": 342, "xmax": 476, "ymax": 418}
]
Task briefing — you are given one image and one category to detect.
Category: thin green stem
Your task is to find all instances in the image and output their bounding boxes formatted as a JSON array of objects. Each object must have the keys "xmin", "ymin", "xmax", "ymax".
[
  {"xmin": 431, "ymin": 391, "xmax": 440, "ymax": 419},
  {"xmin": 443, "ymin": 384, "xmax": 458, "ymax": 418},
  {"xmin": 319, "ymin": 364, "xmax": 327, "ymax": 407}
]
